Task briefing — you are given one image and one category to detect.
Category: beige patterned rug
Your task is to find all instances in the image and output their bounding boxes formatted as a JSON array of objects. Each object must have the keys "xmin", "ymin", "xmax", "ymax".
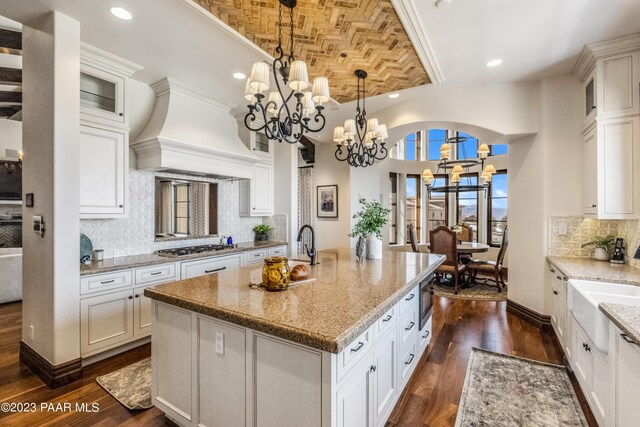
[
  {"xmin": 96, "ymin": 358, "xmax": 152, "ymax": 410},
  {"xmin": 432, "ymin": 280, "xmax": 507, "ymax": 301},
  {"xmin": 456, "ymin": 348, "xmax": 587, "ymax": 426}
]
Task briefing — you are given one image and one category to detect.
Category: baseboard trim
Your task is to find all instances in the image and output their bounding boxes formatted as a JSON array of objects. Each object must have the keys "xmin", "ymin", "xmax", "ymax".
[
  {"xmin": 19, "ymin": 341, "xmax": 82, "ymax": 388},
  {"xmin": 506, "ymin": 299, "xmax": 552, "ymax": 332}
]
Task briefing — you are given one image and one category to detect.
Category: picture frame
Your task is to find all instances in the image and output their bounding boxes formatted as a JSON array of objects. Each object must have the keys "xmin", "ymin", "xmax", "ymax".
[{"xmin": 317, "ymin": 185, "xmax": 338, "ymax": 218}]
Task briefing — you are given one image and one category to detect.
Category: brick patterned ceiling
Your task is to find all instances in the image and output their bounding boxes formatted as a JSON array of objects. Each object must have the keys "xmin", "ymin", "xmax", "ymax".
[{"xmin": 193, "ymin": 0, "xmax": 431, "ymax": 103}]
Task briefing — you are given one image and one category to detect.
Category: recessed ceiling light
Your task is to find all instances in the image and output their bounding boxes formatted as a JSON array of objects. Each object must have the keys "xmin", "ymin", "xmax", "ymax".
[
  {"xmin": 110, "ymin": 7, "xmax": 132, "ymax": 20},
  {"xmin": 233, "ymin": 72, "xmax": 246, "ymax": 80},
  {"xmin": 388, "ymin": 93, "xmax": 400, "ymax": 99},
  {"xmin": 486, "ymin": 59, "xmax": 502, "ymax": 67}
]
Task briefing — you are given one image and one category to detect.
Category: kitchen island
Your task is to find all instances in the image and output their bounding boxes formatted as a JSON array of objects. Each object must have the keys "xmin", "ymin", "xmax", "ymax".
[{"xmin": 145, "ymin": 248, "xmax": 445, "ymax": 427}]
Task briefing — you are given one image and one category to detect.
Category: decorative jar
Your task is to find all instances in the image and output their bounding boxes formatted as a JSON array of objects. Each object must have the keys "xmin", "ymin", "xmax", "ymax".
[{"xmin": 262, "ymin": 256, "xmax": 291, "ymax": 291}]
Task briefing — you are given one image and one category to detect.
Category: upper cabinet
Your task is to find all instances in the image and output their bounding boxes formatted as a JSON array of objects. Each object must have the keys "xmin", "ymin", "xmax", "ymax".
[
  {"xmin": 238, "ymin": 126, "xmax": 274, "ymax": 160},
  {"xmin": 239, "ymin": 161, "xmax": 274, "ymax": 217},
  {"xmin": 79, "ymin": 43, "xmax": 142, "ymax": 129},
  {"xmin": 575, "ymin": 35, "xmax": 640, "ymax": 218}
]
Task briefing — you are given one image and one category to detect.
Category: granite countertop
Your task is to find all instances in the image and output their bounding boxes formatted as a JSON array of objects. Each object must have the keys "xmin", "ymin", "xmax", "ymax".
[
  {"xmin": 80, "ymin": 241, "xmax": 288, "ymax": 276},
  {"xmin": 599, "ymin": 303, "xmax": 640, "ymax": 345},
  {"xmin": 547, "ymin": 256, "xmax": 640, "ymax": 286},
  {"xmin": 145, "ymin": 248, "xmax": 445, "ymax": 353}
]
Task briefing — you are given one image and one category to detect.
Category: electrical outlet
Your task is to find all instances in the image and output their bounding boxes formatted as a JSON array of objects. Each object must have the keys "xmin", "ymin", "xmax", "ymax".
[
  {"xmin": 558, "ymin": 222, "xmax": 568, "ymax": 236},
  {"xmin": 215, "ymin": 331, "xmax": 224, "ymax": 355},
  {"xmin": 29, "ymin": 325, "xmax": 34, "ymax": 341}
]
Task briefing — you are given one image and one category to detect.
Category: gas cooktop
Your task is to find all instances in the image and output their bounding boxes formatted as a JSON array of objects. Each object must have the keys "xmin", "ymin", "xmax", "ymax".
[{"xmin": 156, "ymin": 244, "xmax": 236, "ymax": 258}]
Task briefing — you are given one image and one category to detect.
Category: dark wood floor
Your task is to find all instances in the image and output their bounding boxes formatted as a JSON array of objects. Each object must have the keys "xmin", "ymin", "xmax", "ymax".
[{"xmin": 0, "ymin": 297, "xmax": 596, "ymax": 426}]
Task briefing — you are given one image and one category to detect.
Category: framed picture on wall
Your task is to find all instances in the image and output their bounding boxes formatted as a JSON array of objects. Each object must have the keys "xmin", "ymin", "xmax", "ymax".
[{"xmin": 317, "ymin": 185, "xmax": 338, "ymax": 218}]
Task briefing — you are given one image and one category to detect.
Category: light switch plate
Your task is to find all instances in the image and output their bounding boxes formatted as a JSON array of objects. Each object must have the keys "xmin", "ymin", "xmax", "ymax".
[
  {"xmin": 215, "ymin": 331, "xmax": 224, "ymax": 355},
  {"xmin": 558, "ymin": 222, "xmax": 568, "ymax": 236}
]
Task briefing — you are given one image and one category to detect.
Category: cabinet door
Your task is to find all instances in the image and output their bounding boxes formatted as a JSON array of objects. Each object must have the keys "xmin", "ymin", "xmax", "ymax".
[
  {"xmin": 373, "ymin": 326, "xmax": 397, "ymax": 427},
  {"xmin": 615, "ymin": 332, "xmax": 640, "ymax": 427},
  {"xmin": 337, "ymin": 357, "xmax": 374, "ymax": 427},
  {"xmin": 80, "ymin": 289, "xmax": 133, "ymax": 355},
  {"xmin": 181, "ymin": 254, "xmax": 242, "ymax": 280},
  {"xmin": 252, "ymin": 162, "xmax": 274, "ymax": 215},
  {"xmin": 583, "ymin": 126, "xmax": 598, "ymax": 214},
  {"xmin": 571, "ymin": 316, "xmax": 592, "ymax": 390},
  {"xmin": 197, "ymin": 317, "xmax": 246, "ymax": 427},
  {"xmin": 133, "ymin": 285, "xmax": 152, "ymax": 338},
  {"xmin": 80, "ymin": 64, "xmax": 125, "ymax": 125},
  {"xmin": 590, "ymin": 348, "xmax": 607, "ymax": 425},
  {"xmin": 601, "ymin": 117, "xmax": 636, "ymax": 215},
  {"xmin": 79, "ymin": 125, "xmax": 127, "ymax": 217}
]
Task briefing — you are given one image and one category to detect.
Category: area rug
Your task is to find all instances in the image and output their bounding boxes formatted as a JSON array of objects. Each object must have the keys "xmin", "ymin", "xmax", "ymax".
[
  {"xmin": 432, "ymin": 281, "xmax": 506, "ymax": 301},
  {"xmin": 456, "ymin": 348, "xmax": 587, "ymax": 426},
  {"xmin": 96, "ymin": 358, "xmax": 152, "ymax": 410}
]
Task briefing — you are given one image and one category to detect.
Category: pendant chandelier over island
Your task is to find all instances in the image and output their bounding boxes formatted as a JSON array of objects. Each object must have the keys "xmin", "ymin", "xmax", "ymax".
[
  {"xmin": 422, "ymin": 135, "xmax": 496, "ymax": 196},
  {"xmin": 243, "ymin": 0, "xmax": 330, "ymax": 144},
  {"xmin": 333, "ymin": 70, "xmax": 389, "ymax": 168}
]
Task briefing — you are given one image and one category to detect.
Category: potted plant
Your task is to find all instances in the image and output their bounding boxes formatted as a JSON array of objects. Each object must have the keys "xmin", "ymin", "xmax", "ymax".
[
  {"xmin": 349, "ymin": 198, "xmax": 390, "ymax": 260},
  {"xmin": 582, "ymin": 234, "xmax": 616, "ymax": 261},
  {"xmin": 253, "ymin": 224, "xmax": 273, "ymax": 242}
]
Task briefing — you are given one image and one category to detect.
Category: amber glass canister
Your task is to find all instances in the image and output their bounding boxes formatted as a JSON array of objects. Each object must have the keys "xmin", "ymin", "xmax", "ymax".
[{"xmin": 262, "ymin": 256, "xmax": 291, "ymax": 291}]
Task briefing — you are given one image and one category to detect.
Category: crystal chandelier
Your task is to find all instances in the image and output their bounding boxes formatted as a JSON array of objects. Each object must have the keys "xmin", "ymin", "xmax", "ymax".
[
  {"xmin": 422, "ymin": 135, "xmax": 496, "ymax": 195},
  {"xmin": 243, "ymin": 0, "xmax": 330, "ymax": 144},
  {"xmin": 333, "ymin": 70, "xmax": 388, "ymax": 168}
]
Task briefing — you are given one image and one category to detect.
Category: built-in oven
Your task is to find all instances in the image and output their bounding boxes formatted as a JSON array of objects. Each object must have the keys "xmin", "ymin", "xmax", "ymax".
[{"xmin": 419, "ymin": 273, "xmax": 434, "ymax": 330}]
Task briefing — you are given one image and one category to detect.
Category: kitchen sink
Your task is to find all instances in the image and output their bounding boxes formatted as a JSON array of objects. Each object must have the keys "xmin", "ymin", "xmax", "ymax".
[{"xmin": 568, "ymin": 279, "xmax": 640, "ymax": 354}]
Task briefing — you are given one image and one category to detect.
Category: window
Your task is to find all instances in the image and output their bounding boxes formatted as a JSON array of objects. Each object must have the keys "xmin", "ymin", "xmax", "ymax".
[
  {"xmin": 488, "ymin": 170, "xmax": 508, "ymax": 246},
  {"xmin": 428, "ymin": 129, "xmax": 446, "ymax": 161},
  {"xmin": 404, "ymin": 133, "xmax": 420, "ymax": 161},
  {"xmin": 406, "ymin": 174, "xmax": 421, "ymax": 242},
  {"xmin": 427, "ymin": 174, "xmax": 448, "ymax": 233},
  {"xmin": 456, "ymin": 173, "xmax": 478, "ymax": 241},
  {"xmin": 457, "ymin": 132, "xmax": 478, "ymax": 160},
  {"xmin": 491, "ymin": 144, "xmax": 508, "ymax": 156},
  {"xmin": 174, "ymin": 184, "xmax": 190, "ymax": 235},
  {"xmin": 389, "ymin": 173, "xmax": 398, "ymax": 244}
]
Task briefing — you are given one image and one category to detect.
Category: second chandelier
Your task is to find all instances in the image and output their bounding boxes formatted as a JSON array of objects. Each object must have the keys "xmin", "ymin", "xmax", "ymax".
[{"xmin": 333, "ymin": 70, "xmax": 388, "ymax": 168}]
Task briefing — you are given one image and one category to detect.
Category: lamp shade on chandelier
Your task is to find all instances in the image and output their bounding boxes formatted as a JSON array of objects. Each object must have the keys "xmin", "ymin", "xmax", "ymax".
[
  {"xmin": 334, "ymin": 70, "xmax": 388, "ymax": 168},
  {"xmin": 422, "ymin": 135, "xmax": 496, "ymax": 195},
  {"xmin": 243, "ymin": 0, "xmax": 330, "ymax": 144}
]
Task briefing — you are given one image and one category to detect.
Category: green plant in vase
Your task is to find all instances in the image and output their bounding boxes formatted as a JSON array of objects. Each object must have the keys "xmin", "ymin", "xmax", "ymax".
[
  {"xmin": 253, "ymin": 224, "xmax": 273, "ymax": 242},
  {"xmin": 581, "ymin": 234, "xmax": 616, "ymax": 261},
  {"xmin": 350, "ymin": 198, "xmax": 390, "ymax": 260}
]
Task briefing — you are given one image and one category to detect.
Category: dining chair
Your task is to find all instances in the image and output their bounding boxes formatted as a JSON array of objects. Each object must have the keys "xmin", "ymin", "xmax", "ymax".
[
  {"xmin": 467, "ymin": 226, "xmax": 509, "ymax": 292},
  {"xmin": 407, "ymin": 224, "xmax": 420, "ymax": 253},
  {"xmin": 430, "ymin": 226, "xmax": 467, "ymax": 295},
  {"xmin": 458, "ymin": 224, "xmax": 472, "ymax": 242}
]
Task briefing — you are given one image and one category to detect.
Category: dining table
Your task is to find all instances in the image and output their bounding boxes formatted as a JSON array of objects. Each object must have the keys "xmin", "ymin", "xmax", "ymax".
[{"xmin": 426, "ymin": 241, "xmax": 490, "ymax": 256}]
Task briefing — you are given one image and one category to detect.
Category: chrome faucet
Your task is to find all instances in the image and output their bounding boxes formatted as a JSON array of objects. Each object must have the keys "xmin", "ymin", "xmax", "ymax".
[{"xmin": 296, "ymin": 224, "xmax": 317, "ymax": 265}]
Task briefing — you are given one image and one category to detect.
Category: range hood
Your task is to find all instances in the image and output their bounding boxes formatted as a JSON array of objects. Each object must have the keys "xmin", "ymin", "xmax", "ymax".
[{"xmin": 131, "ymin": 78, "xmax": 258, "ymax": 179}]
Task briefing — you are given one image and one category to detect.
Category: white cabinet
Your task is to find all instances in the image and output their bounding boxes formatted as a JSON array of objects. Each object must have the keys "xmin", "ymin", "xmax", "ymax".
[
  {"xmin": 244, "ymin": 249, "xmax": 267, "ymax": 265},
  {"xmin": 268, "ymin": 245, "xmax": 287, "ymax": 257},
  {"xmin": 81, "ymin": 289, "xmax": 134, "ymax": 355},
  {"xmin": 612, "ymin": 327, "xmax": 640, "ymax": 427},
  {"xmin": 240, "ymin": 162, "xmax": 274, "ymax": 217},
  {"xmin": 373, "ymin": 326, "xmax": 398, "ymax": 427},
  {"xmin": 79, "ymin": 124, "xmax": 128, "ymax": 218},
  {"xmin": 239, "ymin": 127, "xmax": 274, "ymax": 160},
  {"xmin": 583, "ymin": 126, "xmax": 598, "ymax": 215},
  {"xmin": 133, "ymin": 285, "xmax": 153, "ymax": 337},
  {"xmin": 181, "ymin": 254, "xmax": 243, "ymax": 279},
  {"xmin": 336, "ymin": 352, "xmax": 374, "ymax": 427}
]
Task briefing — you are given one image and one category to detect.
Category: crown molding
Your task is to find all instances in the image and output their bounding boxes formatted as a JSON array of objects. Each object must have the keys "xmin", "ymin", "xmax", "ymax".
[
  {"xmin": 390, "ymin": 0, "xmax": 444, "ymax": 85},
  {"xmin": 572, "ymin": 33, "xmax": 640, "ymax": 82}
]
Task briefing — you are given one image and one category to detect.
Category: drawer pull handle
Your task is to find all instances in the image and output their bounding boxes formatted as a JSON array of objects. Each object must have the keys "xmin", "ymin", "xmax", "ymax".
[
  {"xmin": 553, "ymin": 290, "xmax": 558, "ymax": 295},
  {"xmin": 128, "ymin": 295, "xmax": 133, "ymax": 300},
  {"xmin": 405, "ymin": 322, "xmax": 415, "ymax": 331},
  {"xmin": 422, "ymin": 331, "xmax": 430, "ymax": 339},
  {"xmin": 550, "ymin": 268, "xmax": 556, "ymax": 273},
  {"xmin": 100, "ymin": 279, "xmax": 115, "ymax": 284},
  {"xmin": 563, "ymin": 277, "xmax": 568, "ymax": 281},
  {"xmin": 205, "ymin": 267, "xmax": 226, "ymax": 274},
  {"xmin": 382, "ymin": 315, "xmax": 393, "ymax": 322},
  {"xmin": 150, "ymin": 271, "xmax": 162, "ymax": 276},
  {"xmin": 556, "ymin": 275, "xmax": 562, "ymax": 280},
  {"xmin": 404, "ymin": 353, "xmax": 415, "ymax": 365},
  {"xmin": 405, "ymin": 293, "xmax": 415, "ymax": 301},
  {"xmin": 621, "ymin": 333, "xmax": 636, "ymax": 345},
  {"xmin": 350, "ymin": 341, "xmax": 365, "ymax": 353},
  {"xmin": 134, "ymin": 294, "xmax": 140, "ymax": 298}
]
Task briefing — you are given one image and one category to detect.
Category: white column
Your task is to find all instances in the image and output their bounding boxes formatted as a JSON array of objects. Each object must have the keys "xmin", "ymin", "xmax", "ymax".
[
  {"xmin": 22, "ymin": 11, "xmax": 81, "ymax": 365},
  {"xmin": 272, "ymin": 142, "xmax": 299, "ymax": 256}
]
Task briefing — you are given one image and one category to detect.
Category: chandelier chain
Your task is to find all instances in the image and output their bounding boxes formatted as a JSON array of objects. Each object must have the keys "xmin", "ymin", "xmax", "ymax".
[
  {"xmin": 277, "ymin": 2, "xmax": 283, "ymax": 52},
  {"xmin": 289, "ymin": 6, "xmax": 295, "ymax": 61}
]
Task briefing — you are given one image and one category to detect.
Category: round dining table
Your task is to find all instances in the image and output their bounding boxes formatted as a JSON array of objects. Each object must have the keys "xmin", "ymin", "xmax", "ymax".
[{"xmin": 426, "ymin": 241, "xmax": 490, "ymax": 255}]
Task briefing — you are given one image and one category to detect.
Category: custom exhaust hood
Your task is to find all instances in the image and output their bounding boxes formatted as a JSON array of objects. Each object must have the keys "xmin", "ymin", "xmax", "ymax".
[{"xmin": 131, "ymin": 78, "xmax": 258, "ymax": 179}]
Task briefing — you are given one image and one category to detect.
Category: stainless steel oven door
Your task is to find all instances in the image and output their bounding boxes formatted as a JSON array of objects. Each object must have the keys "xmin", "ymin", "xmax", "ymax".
[{"xmin": 419, "ymin": 273, "xmax": 434, "ymax": 330}]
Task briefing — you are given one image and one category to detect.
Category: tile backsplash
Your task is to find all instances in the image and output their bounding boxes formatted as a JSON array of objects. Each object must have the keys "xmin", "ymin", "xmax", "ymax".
[
  {"xmin": 548, "ymin": 215, "xmax": 640, "ymax": 267},
  {"xmin": 80, "ymin": 170, "xmax": 263, "ymax": 257}
]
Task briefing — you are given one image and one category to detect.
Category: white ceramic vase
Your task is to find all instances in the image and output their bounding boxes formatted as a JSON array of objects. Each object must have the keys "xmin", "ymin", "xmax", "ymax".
[
  {"xmin": 593, "ymin": 247, "xmax": 609, "ymax": 261},
  {"xmin": 366, "ymin": 234, "xmax": 383, "ymax": 260}
]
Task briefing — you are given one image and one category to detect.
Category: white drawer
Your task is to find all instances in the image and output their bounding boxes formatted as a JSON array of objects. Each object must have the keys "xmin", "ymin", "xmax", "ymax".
[
  {"xmin": 400, "ymin": 342, "xmax": 417, "ymax": 387},
  {"xmin": 400, "ymin": 309, "xmax": 418, "ymax": 353},
  {"xmin": 418, "ymin": 315, "xmax": 432, "ymax": 355},
  {"xmin": 80, "ymin": 270, "xmax": 133, "ymax": 295},
  {"xmin": 245, "ymin": 249, "xmax": 267, "ymax": 265},
  {"xmin": 135, "ymin": 263, "xmax": 177, "ymax": 285},
  {"xmin": 268, "ymin": 246, "xmax": 286, "ymax": 257},
  {"xmin": 374, "ymin": 303, "xmax": 397, "ymax": 340},
  {"xmin": 337, "ymin": 325, "xmax": 373, "ymax": 383},
  {"xmin": 400, "ymin": 286, "xmax": 418, "ymax": 315},
  {"xmin": 181, "ymin": 254, "xmax": 242, "ymax": 280}
]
